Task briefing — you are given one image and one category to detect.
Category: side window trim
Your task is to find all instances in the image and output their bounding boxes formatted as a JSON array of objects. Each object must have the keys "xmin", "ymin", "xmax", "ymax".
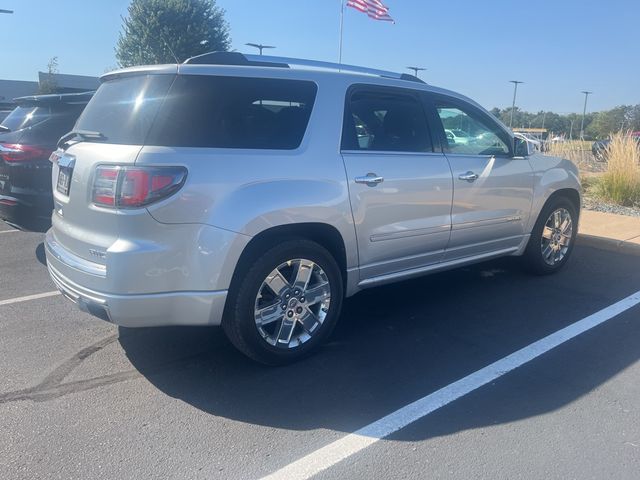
[
  {"xmin": 425, "ymin": 93, "xmax": 514, "ymax": 157},
  {"xmin": 341, "ymin": 83, "xmax": 434, "ymax": 154},
  {"xmin": 420, "ymin": 93, "xmax": 445, "ymax": 154}
]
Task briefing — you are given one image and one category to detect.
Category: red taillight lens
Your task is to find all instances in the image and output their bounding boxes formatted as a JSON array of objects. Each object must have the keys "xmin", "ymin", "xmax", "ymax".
[
  {"xmin": 120, "ymin": 169, "xmax": 150, "ymax": 207},
  {"xmin": 0, "ymin": 144, "xmax": 52, "ymax": 163},
  {"xmin": 92, "ymin": 166, "xmax": 187, "ymax": 208}
]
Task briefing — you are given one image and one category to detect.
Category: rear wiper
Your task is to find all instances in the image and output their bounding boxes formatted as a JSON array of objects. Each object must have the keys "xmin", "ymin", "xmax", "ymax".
[
  {"xmin": 58, "ymin": 129, "xmax": 107, "ymax": 148},
  {"xmin": 0, "ymin": 125, "xmax": 10, "ymax": 133}
]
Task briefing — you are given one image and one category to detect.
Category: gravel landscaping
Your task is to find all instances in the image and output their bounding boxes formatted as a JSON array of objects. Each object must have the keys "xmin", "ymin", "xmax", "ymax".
[{"xmin": 582, "ymin": 194, "xmax": 640, "ymax": 217}]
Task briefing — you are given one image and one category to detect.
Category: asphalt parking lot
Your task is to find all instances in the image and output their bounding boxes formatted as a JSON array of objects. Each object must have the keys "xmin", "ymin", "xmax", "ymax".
[{"xmin": 1, "ymin": 219, "xmax": 639, "ymax": 480}]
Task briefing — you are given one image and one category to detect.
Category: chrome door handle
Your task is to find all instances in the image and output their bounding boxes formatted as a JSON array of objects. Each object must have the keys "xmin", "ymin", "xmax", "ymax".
[
  {"xmin": 355, "ymin": 173, "xmax": 384, "ymax": 187},
  {"xmin": 458, "ymin": 171, "xmax": 479, "ymax": 182}
]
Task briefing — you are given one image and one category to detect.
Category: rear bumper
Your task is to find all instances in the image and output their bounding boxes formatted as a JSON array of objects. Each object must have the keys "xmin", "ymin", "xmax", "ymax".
[
  {"xmin": 0, "ymin": 161, "xmax": 53, "ymax": 228},
  {"xmin": 0, "ymin": 193, "xmax": 52, "ymax": 229},
  {"xmin": 45, "ymin": 234, "xmax": 229, "ymax": 328}
]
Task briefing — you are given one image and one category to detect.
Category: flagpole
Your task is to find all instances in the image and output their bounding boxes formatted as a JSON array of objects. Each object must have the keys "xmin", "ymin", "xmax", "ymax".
[{"xmin": 338, "ymin": 0, "xmax": 345, "ymax": 65}]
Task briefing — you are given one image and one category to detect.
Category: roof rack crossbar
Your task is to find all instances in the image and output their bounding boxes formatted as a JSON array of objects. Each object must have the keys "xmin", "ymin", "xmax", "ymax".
[{"xmin": 183, "ymin": 52, "xmax": 425, "ymax": 84}]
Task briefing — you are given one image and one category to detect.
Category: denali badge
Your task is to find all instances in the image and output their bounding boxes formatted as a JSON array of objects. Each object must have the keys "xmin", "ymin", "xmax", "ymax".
[{"xmin": 88, "ymin": 249, "xmax": 106, "ymax": 260}]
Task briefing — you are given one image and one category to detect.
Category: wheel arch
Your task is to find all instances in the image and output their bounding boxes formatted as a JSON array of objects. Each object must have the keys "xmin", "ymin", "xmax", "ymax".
[
  {"xmin": 544, "ymin": 188, "xmax": 581, "ymax": 212},
  {"xmin": 226, "ymin": 222, "xmax": 350, "ymax": 299},
  {"xmin": 527, "ymin": 158, "xmax": 582, "ymax": 232}
]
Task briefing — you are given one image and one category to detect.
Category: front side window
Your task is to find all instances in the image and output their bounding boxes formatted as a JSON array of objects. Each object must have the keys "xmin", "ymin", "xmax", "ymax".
[
  {"xmin": 435, "ymin": 104, "xmax": 510, "ymax": 156},
  {"xmin": 342, "ymin": 88, "xmax": 432, "ymax": 153}
]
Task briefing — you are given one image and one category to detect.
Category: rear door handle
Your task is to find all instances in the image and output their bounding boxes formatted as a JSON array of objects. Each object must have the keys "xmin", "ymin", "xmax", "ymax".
[
  {"xmin": 355, "ymin": 173, "xmax": 384, "ymax": 187},
  {"xmin": 458, "ymin": 171, "xmax": 479, "ymax": 182}
]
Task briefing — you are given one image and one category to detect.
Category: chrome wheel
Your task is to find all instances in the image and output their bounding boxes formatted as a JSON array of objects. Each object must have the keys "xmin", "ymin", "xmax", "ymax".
[
  {"xmin": 254, "ymin": 258, "xmax": 331, "ymax": 349},
  {"xmin": 540, "ymin": 208, "xmax": 573, "ymax": 266}
]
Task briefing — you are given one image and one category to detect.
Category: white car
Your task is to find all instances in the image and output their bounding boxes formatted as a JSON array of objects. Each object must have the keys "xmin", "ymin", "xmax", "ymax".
[
  {"xmin": 515, "ymin": 132, "xmax": 542, "ymax": 152},
  {"xmin": 445, "ymin": 128, "xmax": 473, "ymax": 145}
]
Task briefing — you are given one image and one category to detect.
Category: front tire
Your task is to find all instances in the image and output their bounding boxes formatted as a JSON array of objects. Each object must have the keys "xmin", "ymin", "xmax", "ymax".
[
  {"xmin": 223, "ymin": 239, "xmax": 343, "ymax": 365},
  {"xmin": 523, "ymin": 196, "xmax": 578, "ymax": 275}
]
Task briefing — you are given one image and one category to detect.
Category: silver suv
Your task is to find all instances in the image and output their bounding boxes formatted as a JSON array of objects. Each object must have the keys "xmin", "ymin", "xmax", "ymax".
[{"xmin": 46, "ymin": 53, "xmax": 581, "ymax": 364}]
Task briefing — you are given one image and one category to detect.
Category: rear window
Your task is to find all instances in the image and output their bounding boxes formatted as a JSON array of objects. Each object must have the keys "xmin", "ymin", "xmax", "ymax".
[
  {"xmin": 75, "ymin": 74, "xmax": 174, "ymax": 145},
  {"xmin": 1, "ymin": 106, "xmax": 51, "ymax": 132},
  {"xmin": 76, "ymin": 74, "xmax": 317, "ymax": 150},
  {"xmin": 147, "ymin": 75, "xmax": 317, "ymax": 149}
]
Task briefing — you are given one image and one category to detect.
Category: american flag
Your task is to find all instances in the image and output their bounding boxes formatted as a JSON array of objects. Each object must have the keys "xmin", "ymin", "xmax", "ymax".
[{"xmin": 346, "ymin": 0, "xmax": 395, "ymax": 22}]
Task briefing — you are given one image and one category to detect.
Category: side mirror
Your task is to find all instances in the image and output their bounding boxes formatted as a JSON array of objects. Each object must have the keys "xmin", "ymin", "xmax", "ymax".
[{"xmin": 514, "ymin": 136, "xmax": 535, "ymax": 157}]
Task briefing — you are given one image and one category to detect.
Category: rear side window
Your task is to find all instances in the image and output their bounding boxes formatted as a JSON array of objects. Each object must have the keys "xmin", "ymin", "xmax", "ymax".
[
  {"xmin": 75, "ymin": 74, "xmax": 175, "ymax": 145},
  {"xmin": 342, "ymin": 88, "xmax": 432, "ymax": 152},
  {"xmin": 1, "ymin": 106, "xmax": 51, "ymax": 132},
  {"xmin": 147, "ymin": 76, "xmax": 317, "ymax": 149}
]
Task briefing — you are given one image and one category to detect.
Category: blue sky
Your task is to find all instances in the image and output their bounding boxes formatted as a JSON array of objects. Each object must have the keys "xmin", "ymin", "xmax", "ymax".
[{"xmin": 1, "ymin": 0, "xmax": 638, "ymax": 113}]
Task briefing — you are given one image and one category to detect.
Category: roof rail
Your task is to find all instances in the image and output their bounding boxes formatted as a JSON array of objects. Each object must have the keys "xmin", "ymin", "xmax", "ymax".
[{"xmin": 183, "ymin": 51, "xmax": 425, "ymax": 84}]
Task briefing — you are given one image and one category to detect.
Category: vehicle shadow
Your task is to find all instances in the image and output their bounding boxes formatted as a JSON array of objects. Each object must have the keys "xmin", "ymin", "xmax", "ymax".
[
  {"xmin": 118, "ymin": 235, "xmax": 640, "ymax": 440},
  {"xmin": 35, "ymin": 242, "xmax": 47, "ymax": 266}
]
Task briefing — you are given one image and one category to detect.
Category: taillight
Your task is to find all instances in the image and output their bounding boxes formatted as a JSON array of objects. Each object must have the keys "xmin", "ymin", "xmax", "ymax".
[
  {"xmin": 0, "ymin": 144, "xmax": 52, "ymax": 163},
  {"xmin": 92, "ymin": 166, "xmax": 187, "ymax": 208},
  {"xmin": 93, "ymin": 166, "xmax": 119, "ymax": 206}
]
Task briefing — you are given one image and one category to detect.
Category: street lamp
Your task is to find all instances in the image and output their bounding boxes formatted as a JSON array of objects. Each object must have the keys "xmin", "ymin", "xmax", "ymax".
[
  {"xmin": 580, "ymin": 91, "xmax": 592, "ymax": 140},
  {"xmin": 508, "ymin": 80, "xmax": 524, "ymax": 129},
  {"xmin": 0, "ymin": 9, "xmax": 14, "ymax": 14},
  {"xmin": 245, "ymin": 43, "xmax": 275, "ymax": 56},
  {"xmin": 406, "ymin": 66, "xmax": 426, "ymax": 78}
]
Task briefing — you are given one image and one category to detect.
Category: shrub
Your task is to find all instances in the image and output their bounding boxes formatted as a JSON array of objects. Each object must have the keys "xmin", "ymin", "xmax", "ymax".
[
  {"xmin": 547, "ymin": 140, "xmax": 591, "ymax": 170},
  {"xmin": 596, "ymin": 132, "xmax": 640, "ymax": 206}
]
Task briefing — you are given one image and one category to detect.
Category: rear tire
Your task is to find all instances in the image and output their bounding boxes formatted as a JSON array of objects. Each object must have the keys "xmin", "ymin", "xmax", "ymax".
[
  {"xmin": 523, "ymin": 196, "xmax": 578, "ymax": 275},
  {"xmin": 223, "ymin": 239, "xmax": 343, "ymax": 365}
]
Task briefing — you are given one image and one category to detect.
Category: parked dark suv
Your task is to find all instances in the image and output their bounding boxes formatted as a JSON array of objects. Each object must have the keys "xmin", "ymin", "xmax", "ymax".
[
  {"xmin": 592, "ymin": 132, "xmax": 640, "ymax": 161},
  {"xmin": 0, "ymin": 91, "xmax": 93, "ymax": 229}
]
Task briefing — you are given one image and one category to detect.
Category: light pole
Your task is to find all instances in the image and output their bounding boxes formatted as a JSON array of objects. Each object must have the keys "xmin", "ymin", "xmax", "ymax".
[
  {"xmin": 406, "ymin": 66, "xmax": 426, "ymax": 78},
  {"xmin": 245, "ymin": 43, "xmax": 275, "ymax": 56},
  {"xmin": 508, "ymin": 80, "xmax": 524, "ymax": 129},
  {"xmin": 580, "ymin": 91, "xmax": 592, "ymax": 140},
  {"xmin": 0, "ymin": 9, "xmax": 14, "ymax": 14},
  {"xmin": 569, "ymin": 119, "xmax": 575, "ymax": 140}
]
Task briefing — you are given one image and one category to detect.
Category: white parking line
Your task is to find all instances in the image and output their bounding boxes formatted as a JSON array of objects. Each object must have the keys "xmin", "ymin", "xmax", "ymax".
[
  {"xmin": 0, "ymin": 291, "xmax": 61, "ymax": 306},
  {"xmin": 262, "ymin": 289, "xmax": 640, "ymax": 480},
  {"xmin": 0, "ymin": 229, "xmax": 19, "ymax": 234}
]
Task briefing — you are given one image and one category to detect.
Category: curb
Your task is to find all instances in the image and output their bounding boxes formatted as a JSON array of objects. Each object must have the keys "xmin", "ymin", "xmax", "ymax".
[{"xmin": 578, "ymin": 233, "xmax": 640, "ymax": 255}]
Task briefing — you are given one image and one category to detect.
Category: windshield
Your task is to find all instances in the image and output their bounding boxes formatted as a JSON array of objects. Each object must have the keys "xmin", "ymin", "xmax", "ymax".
[
  {"xmin": 0, "ymin": 105, "xmax": 51, "ymax": 132},
  {"xmin": 74, "ymin": 74, "xmax": 175, "ymax": 145}
]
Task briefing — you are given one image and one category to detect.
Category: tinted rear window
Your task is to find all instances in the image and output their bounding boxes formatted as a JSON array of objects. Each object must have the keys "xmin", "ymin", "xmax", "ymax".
[
  {"xmin": 75, "ymin": 74, "xmax": 174, "ymax": 145},
  {"xmin": 147, "ymin": 75, "xmax": 317, "ymax": 149},
  {"xmin": 16, "ymin": 103, "xmax": 87, "ymax": 146},
  {"xmin": 1, "ymin": 106, "xmax": 51, "ymax": 132}
]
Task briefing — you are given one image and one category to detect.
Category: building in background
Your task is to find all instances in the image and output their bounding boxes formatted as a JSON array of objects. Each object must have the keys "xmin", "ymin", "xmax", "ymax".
[
  {"xmin": 0, "ymin": 80, "xmax": 38, "ymax": 110},
  {"xmin": 0, "ymin": 72, "xmax": 99, "ymax": 110}
]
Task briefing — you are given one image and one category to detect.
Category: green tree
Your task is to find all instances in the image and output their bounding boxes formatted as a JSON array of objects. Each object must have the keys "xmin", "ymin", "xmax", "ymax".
[
  {"xmin": 116, "ymin": 0, "xmax": 230, "ymax": 67},
  {"xmin": 628, "ymin": 105, "xmax": 640, "ymax": 132},
  {"xmin": 38, "ymin": 56, "xmax": 59, "ymax": 94},
  {"xmin": 586, "ymin": 106, "xmax": 629, "ymax": 138}
]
